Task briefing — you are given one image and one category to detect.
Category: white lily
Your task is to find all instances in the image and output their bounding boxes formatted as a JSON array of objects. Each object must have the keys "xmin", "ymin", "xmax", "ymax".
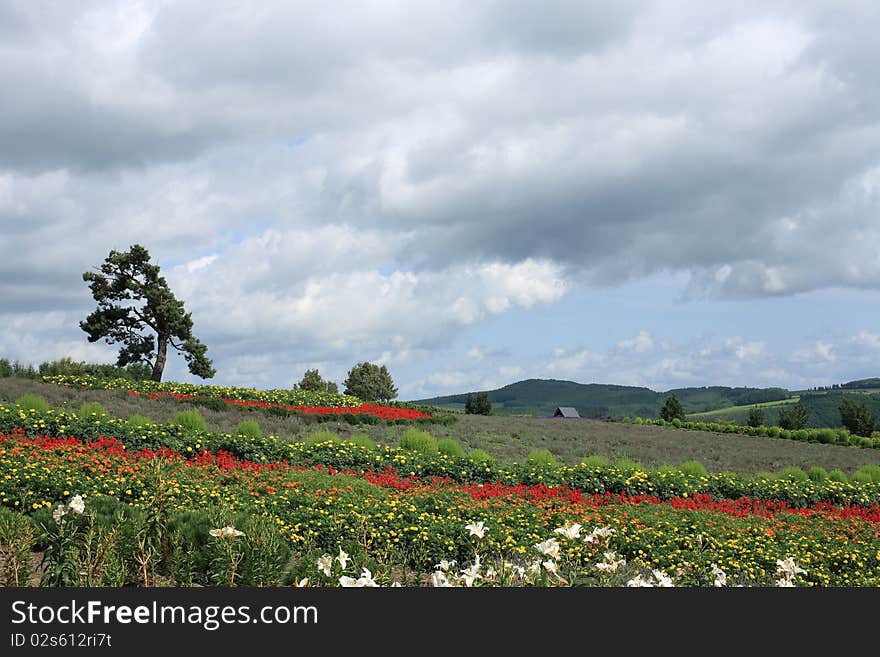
[
  {"xmin": 434, "ymin": 559, "xmax": 456, "ymax": 572},
  {"xmin": 357, "ymin": 568, "xmax": 379, "ymax": 587},
  {"xmin": 554, "ymin": 523, "xmax": 582, "ymax": 540},
  {"xmin": 542, "ymin": 560, "xmax": 558, "ymax": 575},
  {"xmin": 68, "ymin": 494, "xmax": 85, "ymax": 515},
  {"xmin": 775, "ymin": 558, "xmax": 806, "ymax": 577},
  {"xmin": 431, "ymin": 571, "xmax": 453, "ymax": 587},
  {"xmin": 652, "ymin": 570, "xmax": 674, "ymax": 587},
  {"xmin": 294, "ymin": 578, "xmax": 309, "ymax": 587},
  {"xmin": 52, "ymin": 504, "xmax": 67, "ymax": 524},
  {"xmin": 336, "ymin": 547, "xmax": 350, "ymax": 570},
  {"xmin": 627, "ymin": 575, "xmax": 653, "ymax": 587},
  {"xmin": 710, "ymin": 564, "xmax": 727, "ymax": 587},
  {"xmin": 317, "ymin": 554, "xmax": 333, "ymax": 577},
  {"xmin": 465, "ymin": 521, "xmax": 487, "ymax": 539},
  {"xmin": 338, "ymin": 575, "xmax": 360, "ymax": 587},
  {"xmin": 534, "ymin": 538, "xmax": 561, "ymax": 560}
]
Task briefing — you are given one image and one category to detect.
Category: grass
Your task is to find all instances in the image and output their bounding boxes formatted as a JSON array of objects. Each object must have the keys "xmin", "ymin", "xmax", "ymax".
[
  {"xmin": 4, "ymin": 377, "xmax": 880, "ymax": 474},
  {"xmin": 686, "ymin": 396, "xmax": 801, "ymax": 420}
]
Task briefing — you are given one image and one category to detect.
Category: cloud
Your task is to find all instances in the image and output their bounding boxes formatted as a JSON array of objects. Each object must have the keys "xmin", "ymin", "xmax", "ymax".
[{"xmin": 617, "ymin": 330, "xmax": 654, "ymax": 353}]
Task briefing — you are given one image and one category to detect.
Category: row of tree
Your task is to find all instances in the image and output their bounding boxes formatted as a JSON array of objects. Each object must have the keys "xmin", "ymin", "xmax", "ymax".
[{"xmin": 660, "ymin": 393, "xmax": 877, "ymax": 436}]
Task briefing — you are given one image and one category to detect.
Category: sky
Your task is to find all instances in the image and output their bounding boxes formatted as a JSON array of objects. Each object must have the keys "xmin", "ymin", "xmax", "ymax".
[{"xmin": 1, "ymin": 0, "xmax": 880, "ymax": 399}]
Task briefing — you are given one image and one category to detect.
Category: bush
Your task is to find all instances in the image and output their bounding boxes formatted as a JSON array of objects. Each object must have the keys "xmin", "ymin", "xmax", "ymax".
[
  {"xmin": 659, "ymin": 394, "xmax": 686, "ymax": 422},
  {"xmin": 580, "ymin": 455, "xmax": 609, "ymax": 468},
  {"xmin": 15, "ymin": 394, "xmax": 51, "ymax": 413},
  {"xmin": 174, "ymin": 410, "xmax": 207, "ymax": 433},
  {"xmin": 526, "ymin": 449, "xmax": 558, "ymax": 467},
  {"xmin": 747, "ymin": 406, "xmax": 765, "ymax": 428},
  {"xmin": 304, "ymin": 429, "xmax": 338, "ymax": 446},
  {"xmin": 79, "ymin": 401, "xmax": 106, "ymax": 417},
  {"xmin": 828, "ymin": 469, "xmax": 849, "ymax": 483},
  {"xmin": 236, "ymin": 420, "xmax": 262, "ymax": 439},
  {"xmin": 615, "ymin": 458, "xmax": 642, "ymax": 471},
  {"xmin": 468, "ymin": 449, "xmax": 495, "ymax": 464},
  {"xmin": 778, "ymin": 403, "xmax": 809, "ymax": 430},
  {"xmin": 678, "ymin": 460, "xmax": 708, "ymax": 477},
  {"xmin": 127, "ymin": 414, "xmax": 153, "ymax": 427},
  {"xmin": 816, "ymin": 429, "xmax": 837, "ymax": 444},
  {"xmin": 778, "ymin": 466, "xmax": 808, "ymax": 482},
  {"xmin": 754, "ymin": 471, "xmax": 777, "ymax": 481},
  {"xmin": 195, "ymin": 397, "xmax": 228, "ymax": 413},
  {"xmin": 839, "ymin": 396, "xmax": 877, "ymax": 437},
  {"xmin": 755, "ymin": 426, "xmax": 768, "ymax": 437},
  {"xmin": 794, "ymin": 429, "xmax": 809, "ymax": 442},
  {"xmin": 853, "ymin": 465, "xmax": 880, "ymax": 484},
  {"xmin": 464, "ymin": 392, "xmax": 492, "ymax": 415},
  {"xmin": 348, "ymin": 435, "xmax": 375, "ymax": 449},
  {"xmin": 437, "ymin": 438, "xmax": 464, "ymax": 458},
  {"xmin": 399, "ymin": 429, "xmax": 437, "ymax": 453},
  {"xmin": 807, "ymin": 466, "xmax": 828, "ymax": 483}
]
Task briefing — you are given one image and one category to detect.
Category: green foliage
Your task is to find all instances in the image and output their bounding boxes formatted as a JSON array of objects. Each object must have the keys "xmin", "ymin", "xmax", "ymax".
[
  {"xmin": 580, "ymin": 455, "xmax": 610, "ymax": 468},
  {"xmin": 465, "ymin": 392, "xmax": 492, "ymax": 415},
  {"xmin": 343, "ymin": 362, "xmax": 398, "ymax": 403},
  {"xmin": 467, "ymin": 449, "xmax": 495, "ymax": 464},
  {"xmin": 768, "ymin": 426, "xmax": 782, "ymax": 438},
  {"xmin": 80, "ymin": 244, "xmax": 215, "ymax": 382},
  {"xmin": 816, "ymin": 429, "xmax": 837, "ymax": 444},
  {"xmin": 614, "ymin": 458, "xmax": 643, "ymax": 471},
  {"xmin": 526, "ymin": 449, "xmax": 558, "ymax": 466},
  {"xmin": 678, "ymin": 460, "xmax": 708, "ymax": 477},
  {"xmin": 236, "ymin": 420, "xmax": 262, "ymax": 439},
  {"xmin": 0, "ymin": 508, "xmax": 35, "ymax": 586},
  {"xmin": 127, "ymin": 414, "xmax": 153, "ymax": 428},
  {"xmin": 838, "ymin": 396, "xmax": 877, "ymax": 437},
  {"xmin": 659, "ymin": 394, "xmax": 686, "ymax": 422},
  {"xmin": 807, "ymin": 467, "xmax": 828, "ymax": 483},
  {"xmin": 399, "ymin": 429, "xmax": 437, "ymax": 453},
  {"xmin": 194, "ymin": 397, "xmax": 228, "ymax": 412},
  {"xmin": 853, "ymin": 465, "xmax": 880, "ymax": 484},
  {"xmin": 827, "ymin": 469, "xmax": 849, "ymax": 483},
  {"xmin": 299, "ymin": 369, "xmax": 338, "ymax": 394},
  {"xmin": 348, "ymin": 434, "xmax": 375, "ymax": 449},
  {"xmin": 36, "ymin": 356, "xmax": 151, "ymax": 381},
  {"xmin": 304, "ymin": 429, "xmax": 339, "ymax": 446},
  {"xmin": 15, "ymin": 394, "xmax": 50, "ymax": 413},
  {"xmin": 747, "ymin": 406, "xmax": 765, "ymax": 428},
  {"xmin": 778, "ymin": 466, "xmax": 808, "ymax": 482},
  {"xmin": 437, "ymin": 438, "xmax": 465, "ymax": 458},
  {"xmin": 79, "ymin": 401, "xmax": 106, "ymax": 417},
  {"xmin": 174, "ymin": 410, "xmax": 207, "ymax": 434},
  {"xmin": 778, "ymin": 403, "xmax": 810, "ymax": 430}
]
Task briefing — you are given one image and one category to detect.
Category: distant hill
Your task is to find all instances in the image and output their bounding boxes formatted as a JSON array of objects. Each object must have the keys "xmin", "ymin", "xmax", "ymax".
[{"xmin": 411, "ymin": 379, "xmax": 791, "ymax": 418}]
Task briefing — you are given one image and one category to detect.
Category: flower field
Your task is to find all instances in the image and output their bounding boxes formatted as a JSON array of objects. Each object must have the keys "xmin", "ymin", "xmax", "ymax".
[
  {"xmin": 44, "ymin": 374, "xmax": 431, "ymax": 421},
  {"xmin": 1, "ymin": 400, "xmax": 880, "ymax": 587}
]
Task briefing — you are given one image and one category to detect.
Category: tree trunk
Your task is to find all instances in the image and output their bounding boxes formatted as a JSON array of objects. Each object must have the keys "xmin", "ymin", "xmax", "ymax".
[{"xmin": 151, "ymin": 335, "xmax": 168, "ymax": 382}]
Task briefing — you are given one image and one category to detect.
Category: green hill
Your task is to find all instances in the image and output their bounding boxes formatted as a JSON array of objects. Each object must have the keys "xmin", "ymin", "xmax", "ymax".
[{"xmin": 412, "ymin": 379, "xmax": 791, "ymax": 418}]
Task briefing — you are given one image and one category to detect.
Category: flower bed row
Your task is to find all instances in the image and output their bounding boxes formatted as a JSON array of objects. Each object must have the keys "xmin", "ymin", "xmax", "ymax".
[
  {"xmin": 43, "ymin": 374, "xmax": 363, "ymax": 408},
  {"xmin": 1, "ymin": 431, "xmax": 879, "ymax": 586},
  {"xmin": 3, "ymin": 403, "xmax": 880, "ymax": 509},
  {"xmin": 624, "ymin": 416, "xmax": 880, "ymax": 448},
  {"xmin": 125, "ymin": 389, "xmax": 432, "ymax": 421}
]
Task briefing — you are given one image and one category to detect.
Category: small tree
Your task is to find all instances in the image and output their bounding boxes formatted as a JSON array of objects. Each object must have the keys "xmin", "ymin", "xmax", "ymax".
[
  {"xmin": 747, "ymin": 406, "xmax": 765, "ymax": 428},
  {"xmin": 659, "ymin": 394, "xmax": 686, "ymax": 422},
  {"xmin": 299, "ymin": 369, "xmax": 338, "ymax": 394},
  {"xmin": 778, "ymin": 402, "xmax": 809, "ymax": 430},
  {"xmin": 343, "ymin": 362, "xmax": 397, "ymax": 403},
  {"xmin": 465, "ymin": 392, "xmax": 491, "ymax": 415},
  {"xmin": 80, "ymin": 245, "xmax": 215, "ymax": 382},
  {"xmin": 839, "ymin": 396, "xmax": 876, "ymax": 437}
]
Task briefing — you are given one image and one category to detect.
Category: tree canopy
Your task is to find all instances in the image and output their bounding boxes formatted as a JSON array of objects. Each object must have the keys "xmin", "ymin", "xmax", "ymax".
[
  {"xmin": 299, "ymin": 368, "xmax": 338, "ymax": 394},
  {"xmin": 465, "ymin": 391, "xmax": 492, "ymax": 415},
  {"xmin": 343, "ymin": 362, "xmax": 397, "ymax": 402},
  {"xmin": 80, "ymin": 244, "xmax": 215, "ymax": 382},
  {"xmin": 659, "ymin": 393, "xmax": 686, "ymax": 422}
]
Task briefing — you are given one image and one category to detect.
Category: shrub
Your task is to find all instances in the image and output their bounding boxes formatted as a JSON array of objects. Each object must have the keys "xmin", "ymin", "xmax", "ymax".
[
  {"xmin": 747, "ymin": 406, "xmax": 765, "ymax": 428},
  {"xmin": 807, "ymin": 466, "xmax": 828, "ymax": 483},
  {"xmin": 304, "ymin": 429, "xmax": 338, "ymax": 446},
  {"xmin": 526, "ymin": 449, "xmax": 558, "ymax": 467},
  {"xmin": 755, "ymin": 426, "xmax": 768, "ymax": 437},
  {"xmin": 348, "ymin": 434, "xmax": 375, "ymax": 449},
  {"xmin": 615, "ymin": 458, "xmax": 642, "ymax": 471},
  {"xmin": 236, "ymin": 420, "xmax": 262, "ymax": 439},
  {"xmin": 659, "ymin": 394, "xmax": 686, "ymax": 422},
  {"xmin": 127, "ymin": 414, "xmax": 153, "ymax": 427},
  {"xmin": 174, "ymin": 410, "xmax": 207, "ymax": 433},
  {"xmin": 437, "ymin": 438, "xmax": 465, "ymax": 458},
  {"xmin": 580, "ymin": 455, "xmax": 609, "ymax": 468},
  {"xmin": 794, "ymin": 429, "xmax": 809, "ymax": 442},
  {"xmin": 754, "ymin": 471, "xmax": 777, "ymax": 481},
  {"xmin": 399, "ymin": 429, "xmax": 437, "ymax": 453},
  {"xmin": 78, "ymin": 401, "xmax": 106, "ymax": 417},
  {"xmin": 468, "ymin": 449, "xmax": 495, "ymax": 464},
  {"xmin": 464, "ymin": 392, "xmax": 492, "ymax": 415},
  {"xmin": 195, "ymin": 397, "xmax": 228, "ymax": 413},
  {"xmin": 853, "ymin": 465, "xmax": 880, "ymax": 484},
  {"xmin": 828, "ymin": 469, "xmax": 849, "ymax": 483},
  {"xmin": 778, "ymin": 466, "xmax": 808, "ymax": 482},
  {"xmin": 814, "ymin": 429, "xmax": 835, "ymax": 444},
  {"xmin": 678, "ymin": 460, "xmax": 708, "ymax": 477},
  {"xmin": 15, "ymin": 394, "xmax": 50, "ymax": 413}
]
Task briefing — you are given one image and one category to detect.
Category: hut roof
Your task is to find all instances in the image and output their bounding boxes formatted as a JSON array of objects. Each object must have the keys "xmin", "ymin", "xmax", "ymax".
[{"xmin": 554, "ymin": 406, "xmax": 580, "ymax": 418}]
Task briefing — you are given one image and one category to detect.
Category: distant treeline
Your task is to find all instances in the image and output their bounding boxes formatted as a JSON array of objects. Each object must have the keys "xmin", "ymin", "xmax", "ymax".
[{"xmin": 0, "ymin": 356, "xmax": 151, "ymax": 381}]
